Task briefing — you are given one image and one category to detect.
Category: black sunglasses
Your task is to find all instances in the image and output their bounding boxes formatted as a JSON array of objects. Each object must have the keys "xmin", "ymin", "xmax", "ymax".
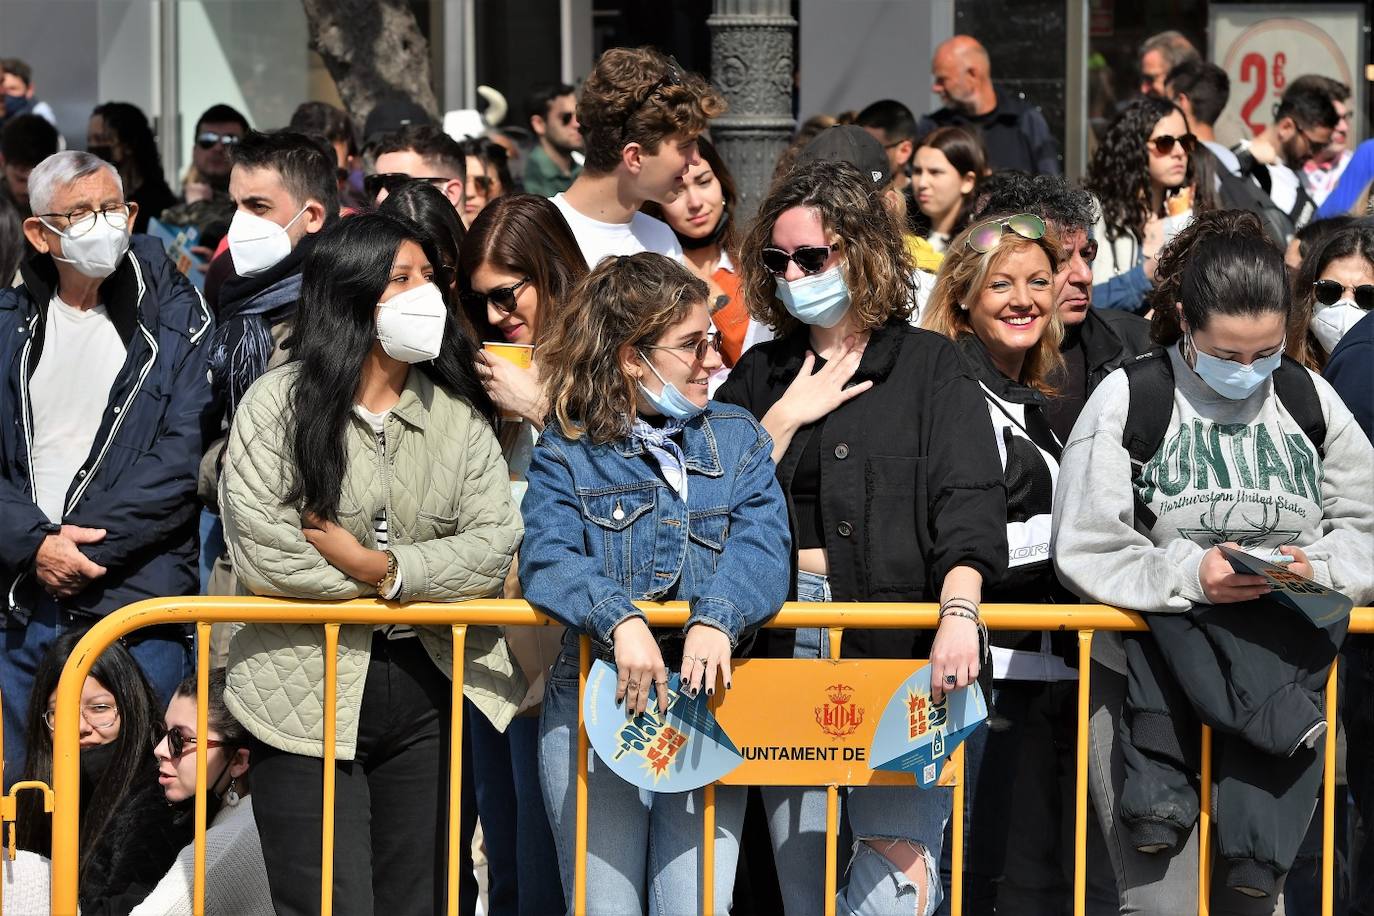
[
  {"xmin": 160, "ymin": 725, "xmax": 225, "ymax": 760},
  {"xmin": 1313, "ymin": 279, "xmax": 1374, "ymax": 310},
  {"xmin": 363, "ymin": 172, "xmax": 449, "ymax": 199},
  {"xmin": 196, "ymin": 131, "xmax": 241, "ymax": 150},
  {"xmin": 1146, "ymin": 133, "xmax": 1198, "ymax": 156},
  {"xmin": 462, "ymin": 277, "xmax": 531, "ymax": 314},
  {"xmin": 557, "ymin": 111, "xmax": 575, "ymax": 126},
  {"xmin": 622, "ymin": 58, "xmax": 685, "ymax": 132},
  {"xmin": 761, "ymin": 245, "xmax": 833, "ymax": 277}
]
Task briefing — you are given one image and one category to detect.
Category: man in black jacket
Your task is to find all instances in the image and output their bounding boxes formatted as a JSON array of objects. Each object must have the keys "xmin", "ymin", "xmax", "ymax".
[
  {"xmin": 0, "ymin": 151, "xmax": 213, "ymax": 782},
  {"xmin": 919, "ymin": 36, "xmax": 1060, "ymax": 175}
]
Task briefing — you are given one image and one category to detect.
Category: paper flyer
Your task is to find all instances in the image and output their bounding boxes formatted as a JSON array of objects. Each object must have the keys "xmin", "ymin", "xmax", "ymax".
[
  {"xmin": 1220, "ymin": 546, "xmax": 1353, "ymax": 628},
  {"xmin": 869, "ymin": 664, "xmax": 988, "ymax": 789},
  {"xmin": 582, "ymin": 659, "xmax": 743, "ymax": 793},
  {"xmin": 147, "ymin": 218, "xmax": 206, "ymax": 291}
]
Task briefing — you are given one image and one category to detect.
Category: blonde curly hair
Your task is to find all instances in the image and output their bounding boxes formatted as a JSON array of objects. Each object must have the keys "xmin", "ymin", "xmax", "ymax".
[
  {"xmin": 740, "ymin": 159, "xmax": 916, "ymax": 336},
  {"xmin": 539, "ymin": 253, "xmax": 708, "ymax": 443},
  {"xmin": 921, "ymin": 219, "xmax": 1066, "ymax": 396}
]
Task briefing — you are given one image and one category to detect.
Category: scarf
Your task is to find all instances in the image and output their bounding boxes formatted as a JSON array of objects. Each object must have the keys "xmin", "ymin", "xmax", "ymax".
[{"xmin": 629, "ymin": 416, "xmax": 690, "ymax": 501}]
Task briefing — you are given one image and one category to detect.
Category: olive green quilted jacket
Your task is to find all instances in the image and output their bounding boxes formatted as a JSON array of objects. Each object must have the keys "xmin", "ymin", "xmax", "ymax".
[{"xmin": 219, "ymin": 364, "xmax": 526, "ymax": 760}]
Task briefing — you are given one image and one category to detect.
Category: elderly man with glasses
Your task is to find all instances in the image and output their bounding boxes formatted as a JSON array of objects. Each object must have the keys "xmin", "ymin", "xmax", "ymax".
[{"xmin": 0, "ymin": 150, "xmax": 214, "ymax": 786}]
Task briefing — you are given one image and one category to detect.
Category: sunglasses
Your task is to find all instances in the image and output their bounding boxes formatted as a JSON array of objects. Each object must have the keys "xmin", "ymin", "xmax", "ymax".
[
  {"xmin": 1146, "ymin": 133, "xmax": 1198, "ymax": 156},
  {"xmin": 470, "ymin": 174, "xmax": 495, "ymax": 194},
  {"xmin": 363, "ymin": 172, "xmax": 449, "ymax": 199},
  {"xmin": 462, "ymin": 277, "xmax": 531, "ymax": 314},
  {"xmin": 196, "ymin": 131, "xmax": 241, "ymax": 150},
  {"xmin": 641, "ymin": 331, "xmax": 723, "ymax": 363},
  {"xmin": 1313, "ymin": 279, "xmax": 1374, "ymax": 310},
  {"xmin": 761, "ymin": 245, "xmax": 833, "ymax": 276},
  {"xmin": 966, "ymin": 213, "xmax": 1046, "ymax": 253},
  {"xmin": 557, "ymin": 111, "xmax": 575, "ymax": 126},
  {"xmin": 160, "ymin": 725, "xmax": 225, "ymax": 760},
  {"xmin": 622, "ymin": 58, "xmax": 685, "ymax": 131}
]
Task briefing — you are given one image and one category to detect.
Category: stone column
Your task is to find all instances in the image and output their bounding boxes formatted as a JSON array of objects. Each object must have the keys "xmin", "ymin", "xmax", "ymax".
[{"xmin": 708, "ymin": 0, "xmax": 797, "ymax": 224}]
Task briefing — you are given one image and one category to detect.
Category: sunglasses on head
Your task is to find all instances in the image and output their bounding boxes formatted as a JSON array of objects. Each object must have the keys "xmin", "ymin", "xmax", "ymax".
[
  {"xmin": 761, "ymin": 245, "xmax": 833, "ymax": 277},
  {"xmin": 1146, "ymin": 133, "xmax": 1198, "ymax": 156},
  {"xmin": 462, "ymin": 277, "xmax": 531, "ymax": 314},
  {"xmin": 1313, "ymin": 279, "xmax": 1374, "ymax": 310},
  {"xmin": 196, "ymin": 131, "xmax": 241, "ymax": 150},
  {"xmin": 966, "ymin": 213, "xmax": 1046, "ymax": 253},
  {"xmin": 363, "ymin": 172, "xmax": 449, "ymax": 199},
  {"xmin": 622, "ymin": 58, "xmax": 685, "ymax": 131},
  {"xmin": 160, "ymin": 725, "xmax": 225, "ymax": 760}
]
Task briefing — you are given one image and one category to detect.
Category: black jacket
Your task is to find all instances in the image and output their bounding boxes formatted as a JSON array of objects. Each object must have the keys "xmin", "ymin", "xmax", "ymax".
[
  {"xmin": 715, "ymin": 320, "xmax": 1008, "ymax": 659},
  {"xmin": 919, "ymin": 89, "xmax": 1061, "ymax": 175},
  {"xmin": 1045, "ymin": 307, "xmax": 1151, "ymax": 442},
  {"xmin": 1323, "ymin": 310, "xmax": 1373, "ymax": 442},
  {"xmin": 0, "ymin": 236, "xmax": 213, "ymax": 621}
]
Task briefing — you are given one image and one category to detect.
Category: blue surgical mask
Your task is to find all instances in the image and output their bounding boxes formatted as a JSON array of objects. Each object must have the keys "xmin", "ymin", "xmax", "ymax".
[
  {"xmin": 636, "ymin": 351, "xmax": 706, "ymax": 421},
  {"xmin": 775, "ymin": 264, "xmax": 851, "ymax": 328},
  {"xmin": 1187, "ymin": 333, "xmax": 1284, "ymax": 400}
]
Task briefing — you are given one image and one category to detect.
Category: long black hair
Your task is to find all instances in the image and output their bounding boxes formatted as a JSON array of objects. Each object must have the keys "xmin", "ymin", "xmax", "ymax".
[
  {"xmin": 1148, "ymin": 209, "xmax": 1289, "ymax": 347},
  {"xmin": 1086, "ymin": 96, "xmax": 1206, "ymax": 244},
  {"xmin": 378, "ymin": 181, "xmax": 466, "ymax": 306},
  {"xmin": 285, "ymin": 212, "xmax": 496, "ymax": 521},
  {"xmin": 16, "ymin": 631, "xmax": 162, "ymax": 862},
  {"xmin": 90, "ymin": 101, "xmax": 173, "ymax": 199}
]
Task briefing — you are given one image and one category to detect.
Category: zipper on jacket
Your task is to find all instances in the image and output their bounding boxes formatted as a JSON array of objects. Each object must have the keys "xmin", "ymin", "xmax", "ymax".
[{"xmin": 17, "ymin": 312, "xmax": 38, "ymax": 502}]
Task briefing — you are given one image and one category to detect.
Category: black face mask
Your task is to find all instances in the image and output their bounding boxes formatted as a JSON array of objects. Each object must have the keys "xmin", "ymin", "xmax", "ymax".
[
  {"xmin": 168, "ymin": 755, "xmax": 235, "ymax": 827},
  {"xmin": 78, "ymin": 739, "xmax": 120, "ymax": 789},
  {"xmin": 673, "ymin": 209, "xmax": 731, "ymax": 252},
  {"xmin": 87, "ymin": 144, "xmax": 117, "ymax": 165}
]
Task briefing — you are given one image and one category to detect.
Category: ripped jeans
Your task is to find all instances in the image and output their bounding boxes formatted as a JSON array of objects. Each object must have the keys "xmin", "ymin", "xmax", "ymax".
[{"xmin": 760, "ymin": 570, "xmax": 950, "ymax": 915}]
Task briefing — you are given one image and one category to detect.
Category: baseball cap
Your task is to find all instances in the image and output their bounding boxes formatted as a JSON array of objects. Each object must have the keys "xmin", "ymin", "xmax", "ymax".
[
  {"xmin": 363, "ymin": 97, "xmax": 436, "ymax": 148},
  {"xmin": 796, "ymin": 125, "xmax": 892, "ymax": 187}
]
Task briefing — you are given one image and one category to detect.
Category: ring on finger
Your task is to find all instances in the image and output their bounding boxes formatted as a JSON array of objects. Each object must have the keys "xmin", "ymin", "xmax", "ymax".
[{"xmin": 943, "ymin": 674, "xmax": 958, "ymax": 686}]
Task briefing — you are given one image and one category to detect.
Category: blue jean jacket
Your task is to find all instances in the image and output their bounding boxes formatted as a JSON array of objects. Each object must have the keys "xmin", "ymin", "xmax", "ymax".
[{"xmin": 519, "ymin": 403, "xmax": 791, "ymax": 651}]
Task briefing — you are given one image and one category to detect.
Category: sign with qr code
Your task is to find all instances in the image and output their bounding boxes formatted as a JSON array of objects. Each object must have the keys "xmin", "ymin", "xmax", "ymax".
[{"xmin": 869, "ymin": 664, "xmax": 988, "ymax": 789}]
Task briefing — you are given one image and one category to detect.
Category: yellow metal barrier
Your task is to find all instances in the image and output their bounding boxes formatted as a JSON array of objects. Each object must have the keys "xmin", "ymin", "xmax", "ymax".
[{"xmin": 40, "ymin": 598, "xmax": 1372, "ymax": 916}]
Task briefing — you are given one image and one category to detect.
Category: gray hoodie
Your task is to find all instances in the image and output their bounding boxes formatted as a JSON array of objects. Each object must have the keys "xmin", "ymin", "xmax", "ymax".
[{"xmin": 1052, "ymin": 344, "xmax": 1374, "ymax": 673}]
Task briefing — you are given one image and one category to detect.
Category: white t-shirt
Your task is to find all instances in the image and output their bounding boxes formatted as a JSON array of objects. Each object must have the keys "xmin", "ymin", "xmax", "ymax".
[
  {"xmin": 29, "ymin": 296, "xmax": 125, "ymax": 522},
  {"xmin": 551, "ymin": 194, "xmax": 684, "ymax": 267}
]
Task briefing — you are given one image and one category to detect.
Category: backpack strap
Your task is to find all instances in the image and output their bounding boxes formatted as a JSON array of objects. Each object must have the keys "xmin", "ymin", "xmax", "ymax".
[
  {"xmin": 1121, "ymin": 349, "xmax": 1175, "ymax": 531},
  {"xmin": 1273, "ymin": 356, "xmax": 1327, "ymax": 459}
]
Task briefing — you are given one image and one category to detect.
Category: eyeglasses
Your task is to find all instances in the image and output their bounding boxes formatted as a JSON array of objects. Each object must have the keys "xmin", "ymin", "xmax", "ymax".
[
  {"xmin": 196, "ymin": 131, "xmax": 241, "ymax": 150},
  {"xmin": 641, "ymin": 331, "xmax": 722, "ymax": 363},
  {"xmin": 159, "ymin": 725, "xmax": 225, "ymax": 760},
  {"xmin": 1145, "ymin": 133, "xmax": 1198, "ymax": 156},
  {"xmin": 622, "ymin": 57, "xmax": 685, "ymax": 133},
  {"xmin": 966, "ymin": 213, "xmax": 1046, "ymax": 253},
  {"xmin": 36, "ymin": 204, "xmax": 131, "ymax": 238},
  {"xmin": 469, "ymin": 174, "xmax": 495, "ymax": 195},
  {"xmin": 44, "ymin": 702, "xmax": 118, "ymax": 732},
  {"xmin": 363, "ymin": 172, "xmax": 450, "ymax": 199},
  {"xmin": 761, "ymin": 245, "xmax": 833, "ymax": 277},
  {"xmin": 461, "ymin": 277, "xmax": 531, "ymax": 314},
  {"xmin": 1313, "ymin": 279, "xmax": 1374, "ymax": 310}
]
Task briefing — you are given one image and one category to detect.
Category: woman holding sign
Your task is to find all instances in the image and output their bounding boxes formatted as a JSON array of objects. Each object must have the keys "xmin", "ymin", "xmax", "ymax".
[
  {"xmin": 715, "ymin": 157, "xmax": 1008, "ymax": 916},
  {"xmin": 1053, "ymin": 210, "xmax": 1374, "ymax": 915},
  {"xmin": 520, "ymin": 252, "xmax": 790, "ymax": 914}
]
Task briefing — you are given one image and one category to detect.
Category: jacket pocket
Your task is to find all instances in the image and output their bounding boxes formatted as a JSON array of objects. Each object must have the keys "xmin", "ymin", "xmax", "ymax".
[
  {"xmin": 578, "ymin": 484, "xmax": 656, "ymax": 589},
  {"xmin": 686, "ymin": 506, "xmax": 730, "ymax": 577},
  {"xmin": 414, "ymin": 509, "xmax": 461, "ymax": 542},
  {"xmin": 863, "ymin": 455, "xmax": 924, "ymax": 592}
]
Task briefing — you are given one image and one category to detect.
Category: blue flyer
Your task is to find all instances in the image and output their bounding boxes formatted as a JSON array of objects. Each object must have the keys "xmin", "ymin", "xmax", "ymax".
[
  {"xmin": 582, "ymin": 659, "xmax": 743, "ymax": 793},
  {"xmin": 869, "ymin": 664, "xmax": 988, "ymax": 789},
  {"xmin": 1220, "ymin": 546, "xmax": 1353, "ymax": 628}
]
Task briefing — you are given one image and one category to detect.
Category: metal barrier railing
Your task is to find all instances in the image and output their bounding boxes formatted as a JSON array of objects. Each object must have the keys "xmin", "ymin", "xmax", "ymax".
[{"xmin": 34, "ymin": 598, "xmax": 1372, "ymax": 916}]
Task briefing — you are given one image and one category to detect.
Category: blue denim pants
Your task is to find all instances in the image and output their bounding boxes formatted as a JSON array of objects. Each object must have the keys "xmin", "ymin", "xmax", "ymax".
[
  {"xmin": 538, "ymin": 647, "xmax": 746, "ymax": 915},
  {"xmin": 761, "ymin": 570, "xmax": 949, "ymax": 916}
]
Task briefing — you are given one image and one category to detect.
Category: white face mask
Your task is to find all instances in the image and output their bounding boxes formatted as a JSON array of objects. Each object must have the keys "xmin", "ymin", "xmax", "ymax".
[
  {"xmin": 1312, "ymin": 300, "xmax": 1368, "ymax": 354},
  {"xmin": 40, "ymin": 212, "xmax": 131, "ymax": 279},
  {"xmin": 376, "ymin": 283, "xmax": 448, "ymax": 364},
  {"xmin": 226, "ymin": 206, "xmax": 307, "ymax": 277}
]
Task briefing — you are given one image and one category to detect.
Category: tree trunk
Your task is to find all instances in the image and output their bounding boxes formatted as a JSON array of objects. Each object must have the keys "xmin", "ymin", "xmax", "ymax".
[{"xmin": 300, "ymin": 0, "xmax": 439, "ymax": 131}]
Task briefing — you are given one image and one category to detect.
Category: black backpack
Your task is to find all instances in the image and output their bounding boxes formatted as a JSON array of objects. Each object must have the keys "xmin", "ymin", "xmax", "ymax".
[
  {"xmin": 1121, "ymin": 349, "xmax": 1327, "ymax": 530},
  {"xmin": 1201, "ymin": 145, "xmax": 1302, "ymax": 246}
]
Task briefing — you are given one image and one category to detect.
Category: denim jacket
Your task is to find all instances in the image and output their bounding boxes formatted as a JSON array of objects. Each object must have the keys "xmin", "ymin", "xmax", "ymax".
[{"xmin": 519, "ymin": 403, "xmax": 791, "ymax": 654}]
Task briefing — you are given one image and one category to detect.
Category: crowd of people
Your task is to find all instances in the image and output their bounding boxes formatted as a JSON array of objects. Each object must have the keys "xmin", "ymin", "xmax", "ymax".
[{"xmin": 0, "ymin": 27, "xmax": 1371, "ymax": 916}]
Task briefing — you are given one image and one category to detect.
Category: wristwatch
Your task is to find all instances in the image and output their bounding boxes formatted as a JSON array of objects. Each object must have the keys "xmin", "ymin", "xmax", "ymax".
[{"xmin": 376, "ymin": 550, "xmax": 399, "ymax": 598}]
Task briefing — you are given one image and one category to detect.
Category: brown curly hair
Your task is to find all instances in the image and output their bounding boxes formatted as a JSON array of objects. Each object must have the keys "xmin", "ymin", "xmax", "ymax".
[
  {"xmin": 540, "ymin": 253, "xmax": 709, "ymax": 443},
  {"xmin": 920, "ymin": 221, "xmax": 1065, "ymax": 395},
  {"xmin": 577, "ymin": 47, "xmax": 727, "ymax": 174},
  {"xmin": 741, "ymin": 159, "xmax": 916, "ymax": 336}
]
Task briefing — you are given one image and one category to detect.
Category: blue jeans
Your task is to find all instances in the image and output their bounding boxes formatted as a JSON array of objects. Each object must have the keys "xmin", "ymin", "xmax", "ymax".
[
  {"xmin": 468, "ymin": 703, "xmax": 564, "ymax": 916},
  {"xmin": 762, "ymin": 570, "xmax": 949, "ymax": 916},
  {"xmin": 538, "ymin": 648, "xmax": 746, "ymax": 915},
  {"xmin": 198, "ymin": 508, "xmax": 224, "ymax": 594},
  {"xmin": 1, "ymin": 604, "xmax": 191, "ymax": 788}
]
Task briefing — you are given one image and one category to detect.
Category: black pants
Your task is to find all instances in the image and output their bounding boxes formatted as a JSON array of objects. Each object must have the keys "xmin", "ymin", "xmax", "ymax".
[
  {"xmin": 251, "ymin": 633, "xmax": 478, "ymax": 916},
  {"xmin": 1345, "ymin": 636, "xmax": 1374, "ymax": 916}
]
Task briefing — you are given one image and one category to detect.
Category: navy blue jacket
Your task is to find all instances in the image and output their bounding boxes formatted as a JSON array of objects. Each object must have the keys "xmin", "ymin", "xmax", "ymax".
[
  {"xmin": 1323, "ymin": 310, "xmax": 1373, "ymax": 443},
  {"xmin": 0, "ymin": 235, "xmax": 214, "ymax": 620},
  {"xmin": 919, "ymin": 89, "xmax": 1061, "ymax": 176}
]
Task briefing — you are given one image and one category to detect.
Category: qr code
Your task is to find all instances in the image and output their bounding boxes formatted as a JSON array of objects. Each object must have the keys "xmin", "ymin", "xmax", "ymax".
[{"xmin": 923, "ymin": 763, "xmax": 936, "ymax": 784}]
